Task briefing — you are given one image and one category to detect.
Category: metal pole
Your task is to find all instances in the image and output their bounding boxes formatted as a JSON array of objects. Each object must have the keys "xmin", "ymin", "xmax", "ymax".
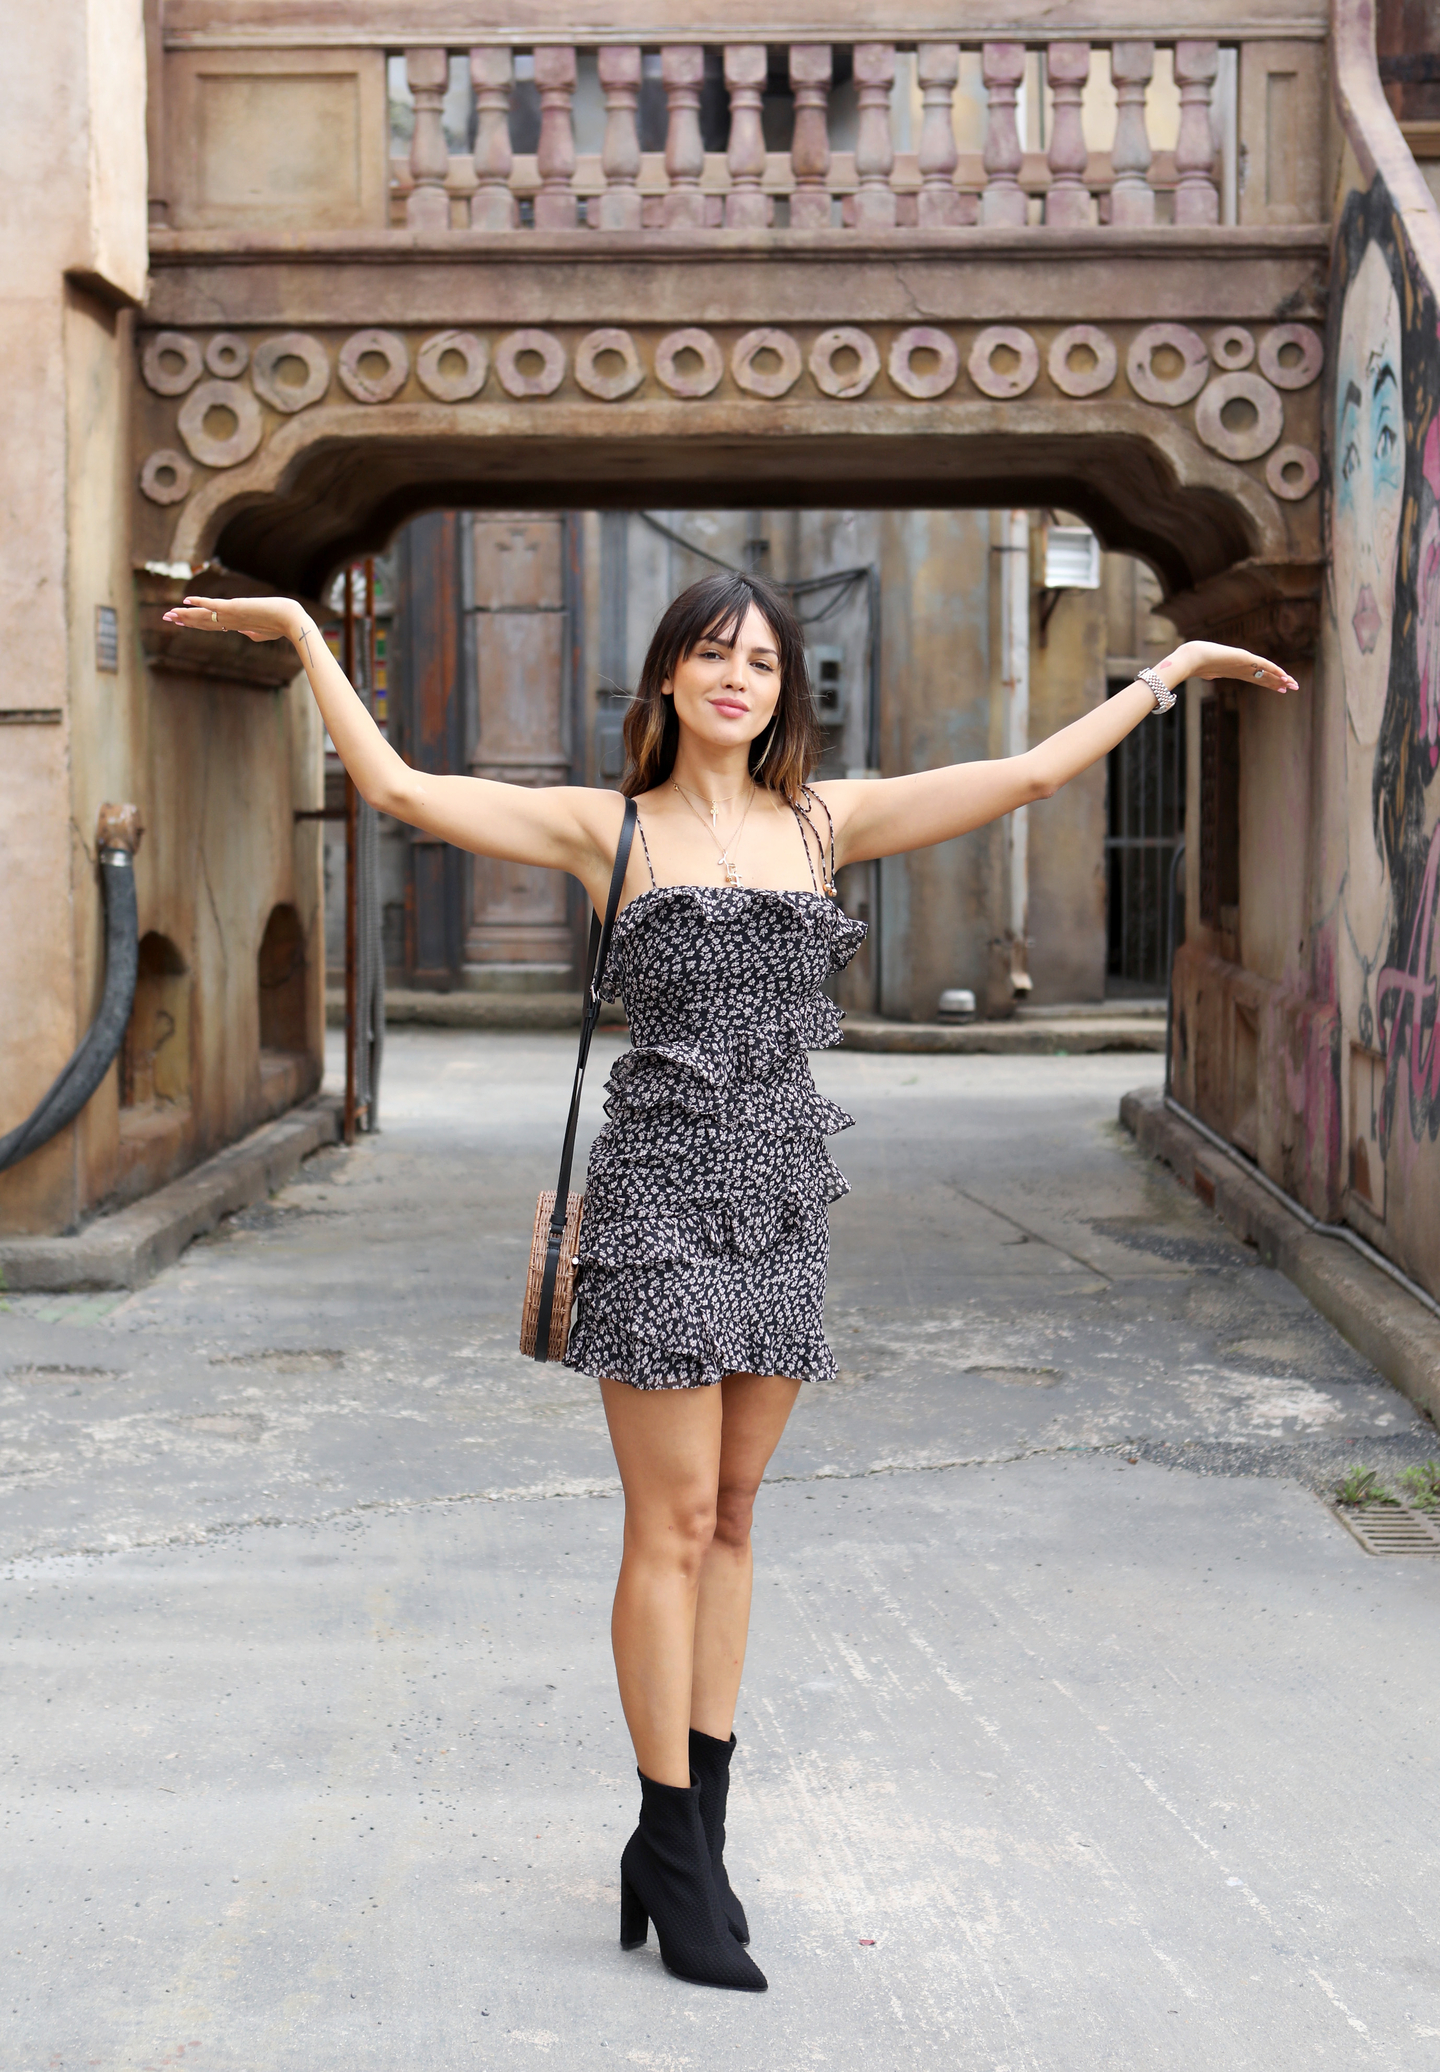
[
  {"xmin": 999, "ymin": 510, "xmax": 1032, "ymax": 997},
  {"xmin": 343, "ymin": 568, "xmax": 357, "ymax": 1146},
  {"xmin": 1165, "ymin": 838, "xmax": 1185, "ymax": 1100}
]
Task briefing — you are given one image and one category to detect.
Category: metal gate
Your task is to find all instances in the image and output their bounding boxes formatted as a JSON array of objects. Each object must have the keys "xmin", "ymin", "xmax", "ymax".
[{"xmin": 1105, "ymin": 680, "xmax": 1186, "ymax": 992}]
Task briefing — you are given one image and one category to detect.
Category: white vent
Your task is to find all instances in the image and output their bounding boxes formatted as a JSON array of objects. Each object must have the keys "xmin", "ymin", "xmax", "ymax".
[{"xmin": 1044, "ymin": 526, "xmax": 1101, "ymax": 591}]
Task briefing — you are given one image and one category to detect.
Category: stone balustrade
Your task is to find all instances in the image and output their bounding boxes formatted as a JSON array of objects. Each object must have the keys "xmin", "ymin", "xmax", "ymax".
[{"xmin": 380, "ymin": 37, "xmax": 1249, "ymax": 235}]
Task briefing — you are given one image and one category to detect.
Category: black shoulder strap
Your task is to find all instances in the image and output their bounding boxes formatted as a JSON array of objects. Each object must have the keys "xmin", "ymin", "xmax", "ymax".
[{"xmin": 531, "ymin": 796, "xmax": 637, "ymax": 1362}]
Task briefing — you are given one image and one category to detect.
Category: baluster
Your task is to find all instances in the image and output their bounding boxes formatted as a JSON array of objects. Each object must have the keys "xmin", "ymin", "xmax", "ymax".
[
  {"xmin": 406, "ymin": 48, "xmax": 451, "ymax": 232},
  {"xmin": 724, "ymin": 45, "xmax": 770, "ymax": 228},
  {"xmin": 1109, "ymin": 41, "xmax": 1156, "ymax": 226},
  {"xmin": 470, "ymin": 47, "xmax": 516, "ymax": 230},
  {"xmin": 788, "ymin": 45, "xmax": 833, "ymax": 230},
  {"xmin": 1173, "ymin": 40, "xmax": 1220, "ymax": 225},
  {"xmin": 853, "ymin": 44, "xmax": 896, "ymax": 229},
  {"xmin": 533, "ymin": 46, "xmax": 577, "ymax": 230},
  {"xmin": 1045, "ymin": 44, "xmax": 1092, "ymax": 226},
  {"xmin": 980, "ymin": 43, "xmax": 1027, "ymax": 227},
  {"xmin": 916, "ymin": 44, "xmax": 964, "ymax": 227},
  {"xmin": 596, "ymin": 45, "xmax": 643, "ymax": 230},
  {"xmin": 662, "ymin": 46, "xmax": 707, "ymax": 228}
]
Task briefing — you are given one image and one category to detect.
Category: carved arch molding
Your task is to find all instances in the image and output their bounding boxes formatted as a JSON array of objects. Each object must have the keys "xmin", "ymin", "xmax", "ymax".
[{"xmin": 133, "ymin": 316, "xmax": 1323, "ymax": 636}]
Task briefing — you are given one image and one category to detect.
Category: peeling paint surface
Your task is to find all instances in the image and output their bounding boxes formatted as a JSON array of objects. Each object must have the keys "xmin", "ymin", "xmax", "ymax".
[{"xmin": 2, "ymin": 1031, "xmax": 1438, "ymax": 2065}]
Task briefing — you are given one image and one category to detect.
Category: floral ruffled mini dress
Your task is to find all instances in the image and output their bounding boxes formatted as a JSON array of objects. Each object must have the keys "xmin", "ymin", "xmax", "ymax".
[{"xmin": 563, "ymin": 801, "xmax": 867, "ymax": 1391}]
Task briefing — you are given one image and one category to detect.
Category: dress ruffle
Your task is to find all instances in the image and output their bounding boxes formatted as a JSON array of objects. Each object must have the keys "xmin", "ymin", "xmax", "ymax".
[{"xmin": 563, "ymin": 882, "xmax": 867, "ymax": 1391}]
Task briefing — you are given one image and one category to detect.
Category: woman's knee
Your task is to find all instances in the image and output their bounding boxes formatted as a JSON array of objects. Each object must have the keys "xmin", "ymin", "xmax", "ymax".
[
  {"xmin": 712, "ymin": 1481, "xmax": 759, "ymax": 1553},
  {"xmin": 624, "ymin": 1490, "xmax": 719, "ymax": 1574}
]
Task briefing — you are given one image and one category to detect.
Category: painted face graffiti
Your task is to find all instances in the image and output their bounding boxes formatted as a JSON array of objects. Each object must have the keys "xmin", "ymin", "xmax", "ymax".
[{"xmin": 1333, "ymin": 241, "xmax": 1404, "ymax": 748}]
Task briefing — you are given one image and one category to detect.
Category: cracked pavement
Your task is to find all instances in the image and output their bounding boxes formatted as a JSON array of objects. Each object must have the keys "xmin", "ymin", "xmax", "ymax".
[{"xmin": 4, "ymin": 1033, "xmax": 1439, "ymax": 2067}]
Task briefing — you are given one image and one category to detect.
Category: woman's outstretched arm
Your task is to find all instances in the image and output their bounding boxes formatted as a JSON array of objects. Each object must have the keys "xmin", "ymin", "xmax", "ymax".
[
  {"xmin": 164, "ymin": 594, "xmax": 618, "ymax": 881},
  {"xmin": 821, "ymin": 641, "xmax": 1297, "ymax": 867}
]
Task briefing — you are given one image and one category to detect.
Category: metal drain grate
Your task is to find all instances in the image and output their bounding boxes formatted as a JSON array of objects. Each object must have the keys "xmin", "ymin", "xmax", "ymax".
[{"xmin": 1333, "ymin": 1501, "xmax": 1440, "ymax": 1556}]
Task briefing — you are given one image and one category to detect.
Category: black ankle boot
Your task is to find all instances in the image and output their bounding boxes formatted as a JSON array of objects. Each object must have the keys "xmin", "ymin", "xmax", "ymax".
[
  {"xmin": 619, "ymin": 1771, "xmax": 767, "ymax": 1991},
  {"xmin": 688, "ymin": 1728, "xmax": 750, "ymax": 1945}
]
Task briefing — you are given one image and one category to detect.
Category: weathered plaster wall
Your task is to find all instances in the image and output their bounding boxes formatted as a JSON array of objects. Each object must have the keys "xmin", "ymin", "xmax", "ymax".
[{"xmin": 0, "ymin": 0, "xmax": 323, "ymax": 1238}]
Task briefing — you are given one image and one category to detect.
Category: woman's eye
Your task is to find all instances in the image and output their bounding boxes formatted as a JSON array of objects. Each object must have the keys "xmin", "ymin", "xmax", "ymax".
[
  {"xmin": 1376, "ymin": 424, "xmax": 1398, "ymax": 463},
  {"xmin": 1342, "ymin": 440, "xmax": 1359, "ymax": 482}
]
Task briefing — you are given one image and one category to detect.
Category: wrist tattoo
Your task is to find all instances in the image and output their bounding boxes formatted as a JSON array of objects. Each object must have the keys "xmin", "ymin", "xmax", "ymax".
[{"xmin": 298, "ymin": 627, "xmax": 313, "ymax": 667}]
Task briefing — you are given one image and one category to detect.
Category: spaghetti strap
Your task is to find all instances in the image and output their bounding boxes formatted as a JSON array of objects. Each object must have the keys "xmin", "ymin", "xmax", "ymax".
[
  {"xmin": 787, "ymin": 797, "xmax": 822, "ymax": 894},
  {"xmin": 633, "ymin": 809, "xmax": 658, "ymax": 888},
  {"xmin": 796, "ymin": 785, "xmax": 837, "ymax": 896}
]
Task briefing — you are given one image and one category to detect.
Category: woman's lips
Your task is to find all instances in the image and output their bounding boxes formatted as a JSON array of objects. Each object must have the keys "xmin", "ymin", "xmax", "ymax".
[
  {"xmin": 1352, "ymin": 584, "xmax": 1383, "ymax": 654},
  {"xmin": 709, "ymin": 699, "xmax": 748, "ymax": 718}
]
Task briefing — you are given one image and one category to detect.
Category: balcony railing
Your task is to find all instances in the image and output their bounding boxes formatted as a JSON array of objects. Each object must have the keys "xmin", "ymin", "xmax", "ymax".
[
  {"xmin": 389, "ymin": 39, "xmax": 1229, "ymax": 233},
  {"xmin": 153, "ymin": 24, "xmax": 1324, "ymax": 239}
]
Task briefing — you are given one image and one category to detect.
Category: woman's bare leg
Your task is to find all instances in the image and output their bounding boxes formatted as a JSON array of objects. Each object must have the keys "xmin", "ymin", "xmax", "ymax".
[
  {"xmin": 691, "ymin": 1374, "xmax": 801, "ymax": 1741},
  {"xmin": 601, "ymin": 1378, "xmax": 725, "ymax": 1787}
]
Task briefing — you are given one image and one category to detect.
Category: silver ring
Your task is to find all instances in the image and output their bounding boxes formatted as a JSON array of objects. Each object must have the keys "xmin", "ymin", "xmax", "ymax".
[{"xmin": 1252, "ymin": 666, "xmax": 1264, "ymax": 679}]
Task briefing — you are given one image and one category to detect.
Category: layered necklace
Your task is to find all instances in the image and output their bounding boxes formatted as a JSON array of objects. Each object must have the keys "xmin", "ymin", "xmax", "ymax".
[{"xmin": 672, "ymin": 779, "xmax": 759, "ymax": 886}]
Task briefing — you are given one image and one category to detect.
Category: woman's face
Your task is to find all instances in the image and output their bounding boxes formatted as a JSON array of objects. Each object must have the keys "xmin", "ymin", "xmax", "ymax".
[
  {"xmin": 665, "ymin": 603, "xmax": 783, "ymax": 754},
  {"xmin": 1334, "ymin": 239, "xmax": 1404, "ymax": 747}
]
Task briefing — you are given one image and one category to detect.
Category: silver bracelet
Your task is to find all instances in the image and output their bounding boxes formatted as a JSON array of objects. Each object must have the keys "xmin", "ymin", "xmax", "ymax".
[{"xmin": 1136, "ymin": 666, "xmax": 1177, "ymax": 715}]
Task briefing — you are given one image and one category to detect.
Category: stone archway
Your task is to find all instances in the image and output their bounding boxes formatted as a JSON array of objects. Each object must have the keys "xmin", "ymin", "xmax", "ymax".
[{"xmin": 134, "ymin": 310, "xmax": 1324, "ymax": 650}]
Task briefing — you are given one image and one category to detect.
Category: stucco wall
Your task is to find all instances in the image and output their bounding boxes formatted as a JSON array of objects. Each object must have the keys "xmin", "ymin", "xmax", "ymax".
[{"xmin": 0, "ymin": 0, "xmax": 325, "ymax": 1238}]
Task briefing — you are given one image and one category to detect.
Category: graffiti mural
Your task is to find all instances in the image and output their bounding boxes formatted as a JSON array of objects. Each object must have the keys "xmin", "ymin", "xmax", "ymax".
[{"xmin": 1330, "ymin": 179, "xmax": 1440, "ymax": 1155}]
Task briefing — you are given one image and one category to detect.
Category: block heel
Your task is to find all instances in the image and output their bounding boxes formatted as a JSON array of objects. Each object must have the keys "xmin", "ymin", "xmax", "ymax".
[{"xmin": 619, "ymin": 1872, "xmax": 649, "ymax": 1950}]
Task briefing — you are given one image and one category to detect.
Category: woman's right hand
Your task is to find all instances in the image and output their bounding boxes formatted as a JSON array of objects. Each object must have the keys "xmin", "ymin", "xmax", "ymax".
[{"xmin": 162, "ymin": 595, "xmax": 306, "ymax": 646}]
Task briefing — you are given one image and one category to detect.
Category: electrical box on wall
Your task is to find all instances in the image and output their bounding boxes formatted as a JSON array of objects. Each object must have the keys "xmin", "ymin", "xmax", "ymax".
[{"xmin": 808, "ymin": 644, "xmax": 844, "ymax": 718}]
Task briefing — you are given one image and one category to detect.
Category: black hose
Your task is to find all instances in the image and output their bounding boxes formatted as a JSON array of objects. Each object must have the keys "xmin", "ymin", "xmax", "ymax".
[{"xmin": 0, "ymin": 849, "xmax": 139, "ymax": 1174}]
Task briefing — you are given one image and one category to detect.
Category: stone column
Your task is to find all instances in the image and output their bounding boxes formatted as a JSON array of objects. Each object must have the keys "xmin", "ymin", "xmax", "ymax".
[
  {"xmin": 788, "ymin": 45, "xmax": 833, "ymax": 230},
  {"xmin": 1110, "ymin": 42, "xmax": 1156, "ymax": 226},
  {"xmin": 1044, "ymin": 44, "xmax": 1092, "ymax": 226},
  {"xmin": 405, "ymin": 48, "xmax": 451, "ymax": 232},
  {"xmin": 1174, "ymin": 40, "xmax": 1220, "ymax": 225},
  {"xmin": 724, "ymin": 45, "xmax": 770, "ymax": 228},
  {"xmin": 533, "ymin": 46, "xmax": 578, "ymax": 231},
  {"xmin": 661, "ymin": 45, "xmax": 707, "ymax": 229},
  {"xmin": 470, "ymin": 47, "xmax": 517, "ymax": 230},
  {"xmin": 852, "ymin": 44, "xmax": 897, "ymax": 229},
  {"xmin": 596, "ymin": 45, "xmax": 643, "ymax": 231},
  {"xmin": 981, "ymin": 43, "xmax": 1027, "ymax": 227},
  {"xmin": 916, "ymin": 44, "xmax": 965, "ymax": 227}
]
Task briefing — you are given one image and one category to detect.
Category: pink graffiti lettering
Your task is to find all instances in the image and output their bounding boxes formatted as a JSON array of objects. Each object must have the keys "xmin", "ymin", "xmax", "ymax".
[
  {"xmin": 1421, "ymin": 420, "xmax": 1440, "ymax": 769},
  {"xmin": 1376, "ymin": 821, "xmax": 1440, "ymax": 1144}
]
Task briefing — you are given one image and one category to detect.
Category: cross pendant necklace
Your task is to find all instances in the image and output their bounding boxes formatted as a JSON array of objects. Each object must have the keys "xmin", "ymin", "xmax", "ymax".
[{"xmin": 673, "ymin": 779, "xmax": 756, "ymax": 886}]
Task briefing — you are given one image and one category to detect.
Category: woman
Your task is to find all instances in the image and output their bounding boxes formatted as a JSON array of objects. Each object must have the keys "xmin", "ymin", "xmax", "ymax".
[{"xmin": 166, "ymin": 569, "xmax": 1294, "ymax": 1993}]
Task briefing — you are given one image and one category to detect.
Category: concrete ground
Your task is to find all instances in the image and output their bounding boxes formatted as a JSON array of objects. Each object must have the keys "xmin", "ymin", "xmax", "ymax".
[{"xmin": 4, "ymin": 1031, "xmax": 1439, "ymax": 2069}]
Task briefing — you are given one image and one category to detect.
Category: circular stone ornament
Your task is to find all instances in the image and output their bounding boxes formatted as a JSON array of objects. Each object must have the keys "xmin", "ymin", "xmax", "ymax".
[
  {"xmin": 176, "ymin": 379, "xmax": 263, "ymax": 469},
  {"xmin": 139, "ymin": 448, "xmax": 194, "ymax": 506},
  {"xmin": 416, "ymin": 330, "xmax": 490, "ymax": 402},
  {"xmin": 1047, "ymin": 325, "xmax": 1118, "ymax": 398},
  {"xmin": 1209, "ymin": 325, "xmax": 1255, "ymax": 371},
  {"xmin": 808, "ymin": 326, "xmax": 881, "ymax": 400},
  {"xmin": 142, "ymin": 332, "xmax": 203, "ymax": 397},
  {"xmin": 888, "ymin": 326, "xmax": 960, "ymax": 401},
  {"xmin": 1258, "ymin": 324, "xmax": 1324, "ymax": 391},
  {"xmin": 968, "ymin": 326, "xmax": 1040, "ymax": 400},
  {"xmin": 731, "ymin": 328, "xmax": 803, "ymax": 399},
  {"xmin": 1194, "ymin": 370, "xmax": 1284, "ymax": 462},
  {"xmin": 1126, "ymin": 323, "xmax": 1210, "ymax": 406},
  {"xmin": 1265, "ymin": 442, "xmax": 1320, "ymax": 501},
  {"xmin": 205, "ymin": 333, "xmax": 250, "ymax": 379},
  {"xmin": 574, "ymin": 329, "xmax": 644, "ymax": 402},
  {"xmin": 654, "ymin": 328, "xmax": 724, "ymax": 398},
  {"xmin": 495, "ymin": 329, "xmax": 566, "ymax": 398},
  {"xmin": 251, "ymin": 333, "xmax": 331, "ymax": 415},
  {"xmin": 338, "ymin": 329, "xmax": 410, "ymax": 404}
]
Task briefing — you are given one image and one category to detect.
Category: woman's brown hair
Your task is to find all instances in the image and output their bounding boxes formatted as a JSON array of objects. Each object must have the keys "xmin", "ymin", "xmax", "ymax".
[{"xmin": 620, "ymin": 571, "xmax": 821, "ymax": 802}]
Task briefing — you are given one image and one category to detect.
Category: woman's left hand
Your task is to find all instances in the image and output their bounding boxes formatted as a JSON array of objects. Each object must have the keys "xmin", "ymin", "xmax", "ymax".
[{"xmin": 1168, "ymin": 641, "xmax": 1298, "ymax": 693}]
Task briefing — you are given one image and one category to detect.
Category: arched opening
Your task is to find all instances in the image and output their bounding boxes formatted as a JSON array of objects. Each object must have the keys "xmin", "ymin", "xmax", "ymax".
[
  {"xmin": 116, "ymin": 932, "xmax": 193, "ymax": 1201},
  {"xmin": 257, "ymin": 904, "xmax": 309, "ymax": 1056},
  {"xmin": 121, "ymin": 933, "xmax": 190, "ymax": 1111}
]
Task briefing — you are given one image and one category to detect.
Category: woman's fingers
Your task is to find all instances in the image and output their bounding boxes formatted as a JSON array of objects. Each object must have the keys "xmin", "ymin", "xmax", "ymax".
[{"xmin": 160, "ymin": 596, "xmax": 288, "ymax": 642}]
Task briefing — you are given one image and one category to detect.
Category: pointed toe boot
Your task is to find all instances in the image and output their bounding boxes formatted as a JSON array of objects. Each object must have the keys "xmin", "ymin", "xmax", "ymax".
[
  {"xmin": 688, "ymin": 1727, "xmax": 751, "ymax": 1944},
  {"xmin": 619, "ymin": 1771, "xmax": 767, "ymax": 1992}
]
